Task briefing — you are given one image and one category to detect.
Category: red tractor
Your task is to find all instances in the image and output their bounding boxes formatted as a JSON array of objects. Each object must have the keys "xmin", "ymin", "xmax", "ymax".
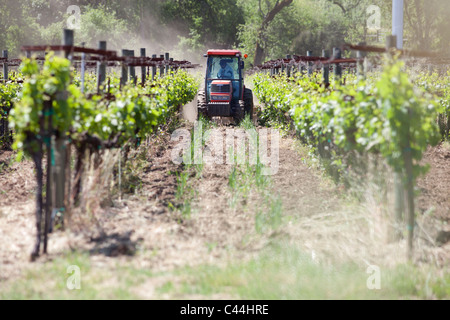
[{"xmin": 197, "ymin": 50, "xmax": 254, "ymax": 123}]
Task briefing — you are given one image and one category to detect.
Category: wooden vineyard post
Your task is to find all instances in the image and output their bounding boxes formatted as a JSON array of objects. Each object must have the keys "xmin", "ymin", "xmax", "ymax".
[
  {"xmin": 0, "ymin": 104, "xmax": 4, "ymax": 142},
  {"xmin": 63, "ymin": 29, "xmax": 74, "ymax": 60},
  {"xmin": 43, "ymin": 100, "xmax": 53, "ymax": 253},
  {"xmin": 52, "ymin": 29, "xmax": 73, "ymax": 234},
  {"xmin": 165, "ymin": 52, "xmax": 170, "ymax": 75},
  {"xmin": 30, "ymin": 143, "xmax": 44, "ymax": 260},
  {"xmin": 80, "ymin": 42, "xmax": 86, "ymax": 93},
  {"xmin": 307, "ymin": 51, "xmax": 313, "ymax": 77},
  {"xmin": 357, "ymin": 42, "xmax": 366, "ymax": 80},
  {"xmin": 141, "ymin": 48, "xmax": 146, "ymax": 85},
  {"xmin": 97, "ymin": 41, "xmax": 107, "ymax": 93},
  {"xmin": 333, "ymin": 47, "xmax": 342, "ymax": 83},
  {"xmin": 388, "ymin": 34, "xmax": 414, "ymax": 259},
  {"xmin": 394, "ymin": 172, "xmax": 405, "ymax": 241},
  {"xmin": 159, "ymin": 55, "xmax": 165, "ymax": 77},
  {"xmin": 121, "ymin": 49, "xmax": 128, "ymax": 87},
  {"xmin": 129, "ymin": 50, "xmax": 137, "ymax": 84},
  {"xmin": 286, "ymin": 55, "xmax": 291, "ymax": 78},
  {"xmin": 386, "ymin": 35, "xmax": 405, "ymax": 242},
  {"xmin": 152, "ymin": 54, "xmax": 157, "ymax": 80},
  {"xmin": 2, "ymin": 50, "xmax": 8, "ymax": 83},
  {"xmin": 299, "ymin": 57, "xmax": 305, "ymax": 76},
  {"xmin": 404, "ymin": 112, "xmax": 415, "ymax": 261},
  {"xmin": 1, "ymin": 50, "xmax": 9, "ymax": 144},
  {"xmin": 386, "ymin": 35, "xmax": 397, "ymax": 54},
  {"xmin": 64, "ymin": 31, "xmax": 76, "ymax": 221},
  {"xmin": 322, "ymin": 49, "xmax": 330, "ymax": 88}
]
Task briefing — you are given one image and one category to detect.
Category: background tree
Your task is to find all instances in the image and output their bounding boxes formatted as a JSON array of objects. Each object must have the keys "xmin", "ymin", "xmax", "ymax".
[
  {"xmin": 160, "ymin": 0, "xmax": 245, "ymax": 56},
  {"xmin": 1, "ymin": 0, "xmax": 450, "ymax": 61},
  {"xmin": 242, "ymin": 0, "xmax": 294, "ymax": 66},
  {"xmin": 404, "ymin": 0, "xmax": 450, "ymax": 52}
]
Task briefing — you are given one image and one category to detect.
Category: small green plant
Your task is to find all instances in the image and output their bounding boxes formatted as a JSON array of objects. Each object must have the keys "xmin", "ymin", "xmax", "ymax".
[
  {"xmin": 175, "ymin": 171, "xmax": 189, "ymax": 200},
  {"xmin": 180, "ymin": 198, "xmax": 192, "ymax": 219},
  {"xmin": 239, "ymin": 114, "xmax": 254, "ymax": 130},
  {"xmin": 206, "ymin": 241, "xmax": 218, "ymax": 253},
  {"xmin": 226, "ymin": 118, "xmax": 280, "ymax": 232},
  {"xmin": 255, "ymin": 197, "xmax": 283, "ymax": 234},
  {"xmin": 173, "ymin": 115, "xmax": 215, "ymax": 219},
  {"xmin": 228, "ymin": 166, "xmax": 238, "ymax": 189},
  {"xmin": 0, "ymin": 162, "xmax": 6, "ymax": 174},
  {"xmin": 254, "ymin": 57, "xmax": 441, "ymax": 188}
]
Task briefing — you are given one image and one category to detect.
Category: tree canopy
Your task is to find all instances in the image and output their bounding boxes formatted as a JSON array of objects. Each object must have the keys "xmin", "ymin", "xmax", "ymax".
[{"xmin": 0, "ymin": 0, "xmax": 449, "ymax": 63}]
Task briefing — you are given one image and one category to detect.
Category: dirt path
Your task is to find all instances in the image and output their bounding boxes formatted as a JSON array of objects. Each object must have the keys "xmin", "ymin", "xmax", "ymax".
[
  {"xmin": 0, "ymin": 116, "xmax": 449, "ymax": 295},
  {"xmin": 417, "ymin": 144, "xmax": 450, "ymax": 224},
  {"xmin": 0, "ymin": 150, "xmax": 39, "ymax": 281},
  {"xmin": 1, "ymin": 127, "xmax": 343, "ymax": 284},
  {"xmin": 272, "ymin": 138, "xmax": 341, "ymax": 218}
]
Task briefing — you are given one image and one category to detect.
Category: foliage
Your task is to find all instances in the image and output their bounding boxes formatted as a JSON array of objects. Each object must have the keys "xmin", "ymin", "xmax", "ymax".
[
  {"xmin": 414, "ymin": 70, "xmax": 450, "ymax": 140},
  {"xmin": 253, "ymin": 57, "xmax": 442, "ymax": 184},
  {"xmin": 70, "ymin": 70, "xmax": 198, "ymax": 144},
  {"xmin": 161, "ymin": 0, "xmax": 245, "ymax": 54},
  {"xmin": 375, "ymin": 58, "xmax": 441, "ymax": 178},
  {"xmin": 237, "ymin": 0, "xmax": 295, "ymax": 64},
  {"xmin": 403, "ymin": 0, "xmax": 450, "ymax": 52},
  {"xmin": 9, "ymin": 53, "xmax": 73, "ymax": 151},
  {"xmin": 2, "ymin": 0, "xmax": 450, "ymax": 65},
  {"xmin": 0, "ymin": 80, "xmax": 21, "ymax": 118},
  {"xmin": 0, "ymin": 78, "xmax": 21, "ymax": 148},
  {"xmin": 9, "ymin": 54, "xmax": 198, "ymax": 154}
]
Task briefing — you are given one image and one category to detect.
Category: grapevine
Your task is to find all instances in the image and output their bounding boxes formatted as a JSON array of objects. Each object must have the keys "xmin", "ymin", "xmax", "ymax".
[{"xmin": 253, "ymin": 57, "xmax": 442, "ymax": 184}]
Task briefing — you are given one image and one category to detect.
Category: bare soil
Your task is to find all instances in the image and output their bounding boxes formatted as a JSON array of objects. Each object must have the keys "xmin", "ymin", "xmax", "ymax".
[
  {"xmin": 0, "ymin": 150, "xmax": 38, "ymax": 281},
  {"xmin": 417, "ymin": 144, "xmax": 450, "ymax": 224},
  {"xmin": 416, "ymin": 143, "xmax": 450, "ymax": 259},
  {"xmin": 272, "ymin": 137, "xmax": 342, "ymax": 218},
  {"xmin": 0, "ymin": 123, "xmax": 449, "ymax": 292}
]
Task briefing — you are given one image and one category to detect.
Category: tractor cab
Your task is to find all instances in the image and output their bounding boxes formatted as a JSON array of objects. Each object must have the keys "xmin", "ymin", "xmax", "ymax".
[
  {"xmin": 205, "ymin": 50, "xmax": 243, "ymax": 104},
  {"xmin": 197, "ymin": 50, "xmax": 252, "ymax": 123}
]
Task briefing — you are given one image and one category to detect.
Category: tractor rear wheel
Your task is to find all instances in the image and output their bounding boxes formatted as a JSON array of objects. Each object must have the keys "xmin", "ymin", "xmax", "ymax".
[
  {"xmin": 232, "ymin": 100, "xmax": 245, "ymax": 125},
  {"xmin": 244, "ymin": 88, "xmax": 254, "ymax": 120},
  {"xmin": 197, "ymin": 90, "xmax": 209, "ymax": 120}
]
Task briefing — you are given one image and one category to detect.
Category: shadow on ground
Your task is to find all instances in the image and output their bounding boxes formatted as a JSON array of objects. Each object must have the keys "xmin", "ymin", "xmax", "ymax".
[{"xmin": 89, "ymin": 231, "xmax": 140, "ymax": 257}]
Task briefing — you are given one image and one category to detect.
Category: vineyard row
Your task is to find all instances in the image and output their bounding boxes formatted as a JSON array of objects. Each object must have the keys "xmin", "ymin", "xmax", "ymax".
[
  {"xmin": 1, "ymin": 29, "xmax": 199, "ymax": 260},
  {"xmin": 252, "ymin": 38, "xmax": 450, "ymax": 259}
]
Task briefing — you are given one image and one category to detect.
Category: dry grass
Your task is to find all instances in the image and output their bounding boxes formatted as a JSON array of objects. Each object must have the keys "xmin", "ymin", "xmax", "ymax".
[
  {"xmin": 68, "ymin": 149, "xmax": 121, "ymax": 235},
  {"xmin": 284, "ymin": 140, "xmax": 448, "ymax": 270},
  {"xmin": 0, "ymin": 123, "xmax": 448, "ymax": 299}
]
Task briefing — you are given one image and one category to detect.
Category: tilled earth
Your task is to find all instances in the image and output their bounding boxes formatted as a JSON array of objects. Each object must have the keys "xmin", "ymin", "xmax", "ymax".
[{"xmin": 0, "ymin": 129, "xmax": 449, "ymax": 292}]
